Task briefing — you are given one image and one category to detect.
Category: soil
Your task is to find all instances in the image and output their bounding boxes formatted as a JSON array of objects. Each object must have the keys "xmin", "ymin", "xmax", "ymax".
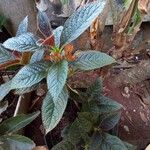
[{"xmin": 105, "ymin": 79, "xmax": 150, "ymax": 150}]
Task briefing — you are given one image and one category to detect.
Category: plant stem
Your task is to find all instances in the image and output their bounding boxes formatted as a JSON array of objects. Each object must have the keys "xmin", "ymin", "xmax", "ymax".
[{"xmin": 14, "ymin": 96, "xmax": 22, "ymax": 117}]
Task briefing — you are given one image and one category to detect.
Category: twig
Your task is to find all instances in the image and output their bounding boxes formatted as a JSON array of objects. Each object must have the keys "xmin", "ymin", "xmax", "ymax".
[{"xmin": 13, "ymin": 96, "xmax": 22, "ymax": 117}]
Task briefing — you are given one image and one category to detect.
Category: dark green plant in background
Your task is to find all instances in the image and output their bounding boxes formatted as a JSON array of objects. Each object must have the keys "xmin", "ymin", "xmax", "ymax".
[
  {"xmin": 0, "ymin": 15, "xmax": 6, "ymax": 32},
  {"xmin": 52, "ymin": 79, "xmax": 136, "ymax": 149},
  {"xmin": 0, "ymin": 111, "xmax": 39, "ymax": 150},
  {"xmin": 60, "ymin": 0, "xmax": 69, "ymax": 5}
]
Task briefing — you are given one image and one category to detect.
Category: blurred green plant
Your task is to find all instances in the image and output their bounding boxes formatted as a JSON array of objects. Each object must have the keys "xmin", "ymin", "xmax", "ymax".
[
  {"xmin": 0, "ymin": 15, "xmax": 6, "ymax": 31},
  {"xmin": 0, "ymin": 111, "xmax": 40, "ymax": 150},
  {"xmin": 60, "ymin": 0, "xmax": 69, "ymax": 5}
]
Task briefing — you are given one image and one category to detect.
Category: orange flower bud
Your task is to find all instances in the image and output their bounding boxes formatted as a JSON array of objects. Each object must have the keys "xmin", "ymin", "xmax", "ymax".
[
  {"xmin": 64, "ymin": 44, "xmax": 74, "ymax": 55},
  {"xmin": 64, "ymin": 44, "xmax": 76, "ymax": 61},
  {"xmin": 44, "ymin": 55, "xmax": 52, "ymax": 61}
]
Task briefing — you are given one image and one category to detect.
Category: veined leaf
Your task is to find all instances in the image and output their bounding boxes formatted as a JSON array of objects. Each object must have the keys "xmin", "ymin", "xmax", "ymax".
[
  {"xmin": 90, "ymin": 96, "xmax": 122, "ymax": 114},
  {"xmin": 74, "ymin": 51, "xmax": 116, "ymax": 71},
  {"xmin": 0, "ymin": 44, "xmax": 15, "ymax": 64},
  {"xmin": 30, "ymin": 50, "xmax": 44, "ymax": 63},
  {"xmin": 100, "ymin": 111, "xmax": 121, "ymax": 131},
  {"xmin": 0, "ymin": 81, "xmax": 12, "ymax": 101},
  {"xmin": 60, "ymin": 0, "xmax": 108, "ymax": 46},
  {"xmin": 86, "ymin": 78, "xmax": 103, "ymax": 97},
  {"xmin": 64, "ymin": 112, "xmax": 93, "ymax": 145},
  {"xmin": 0, "ymin": 111, "xmax": 40, "ymax": 135},
  {"xmin": 11, "ymin": 61, "xmax": 49, "ymax": 89},
  {"xmin": 52, "ymin": 140, "xmax": 75, "ymax": 150},
  {"xmin": 123, "ymin": 141, "xmax": 136, "ymax": 150},
  {"xmin": 42, "ymin": 87, "xmax": 69, "ymax": 134},
  {"xmin": 3, "ymin": 33, "xmax": 43, "ymax": 52},
  {"xmin": 77, "ymin": 112, "xmax": 93, "ymax": 133},
  {"xmin": 37, "ymin": 11, "xmax": 52, "ymax": 37},
  {"xmin": 16, "ymin": 16, "xmax": 28, "ymax": 36},
  {"xmin": 53, "ymin": 26, "xmax": 63, "ymax": 47},
  {"xmin": 1, "ymin": 134, "xmax": 35, "ymax": 150},
  {"xmin": 47, "ymin": 60, "xmax": 68, "ymax": 99},
  {"xmin": 15, "ymin": 84, "xmax": 38, "ymax": 95},
  {"xmin": 89, "ymin": 132, "xmax": 127, "ymax": 150}
]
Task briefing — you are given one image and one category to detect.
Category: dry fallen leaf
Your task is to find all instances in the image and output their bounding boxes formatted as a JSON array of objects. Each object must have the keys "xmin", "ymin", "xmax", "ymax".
[
  {"xmin": 110, "ymin": 0, "xmax": 146, "ymax": 58},
  {"xmin": 90, "ymin": 18, "xmax": 99, "ymax": 47},
  {"xmin": 138, "ymin": 0, "xmax": 150, "ymax": 14},
  {"xmin": 89, "ymin": 0, "xmax": 109, "ymax": 49}
]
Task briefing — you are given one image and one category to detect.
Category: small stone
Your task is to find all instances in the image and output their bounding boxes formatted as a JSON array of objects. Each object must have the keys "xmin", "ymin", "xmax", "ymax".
[
  {"xmin": 124, "ymin": 87, "xmax": 129, "ymax": 94},
  {"xmin": 122, "ymin": 87, "xmax": 130, "ymax": 98},
  {"xmin": 145, "ymin": 144, "xmax": 150, "ymax": 150},
  {"xmin": 123, "ymin": 125, "xmax": 130, "ymax": 132}
]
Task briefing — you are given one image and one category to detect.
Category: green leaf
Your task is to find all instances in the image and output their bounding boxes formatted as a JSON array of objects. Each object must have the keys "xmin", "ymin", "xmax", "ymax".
[
  {"xmin": 37, "ymin": 11, "xmax": 52, "ymax": 37},
  {"xmin": 124, "ymin": 0, "xmax": 133, "ymax": 9},
  {"xmin": 53, "ymin": 26, "xmax": 63, "ymax": 47},
  {"xmin": 89, "ymin": 132, "xmax": 127, "ymax": 150},
  {"xmin": 0, "ymin": 134, "xmax": 35, "ymax": 150},
  {"xmin": 3, "ymin": 33, "xmax": 43, "ymax": 52},
  {"xmin": 90, "ymin": 96, "xmax": 122, "ymax": 114},
  {"xmin": 100, "ymin": 111, "xmax": 121, "ymax": 131},
  {"xmin": 0, "ymin": 44, "xmax": 15, "ymax": 64},
  {"xmin": 127, "ymin": 8, "xmax": 141, "ymax": 34},
  {"xmin": 16, "ymin": 16, "xmax": 28, "ymax": 36},
  {"xmin": 74, "ymin": 51, "xmax": 116, "ymax": 71},
  {"xmin": 0, "ymin": 111, "xmax": 40, "ymax": 135},
  {"xmin": 47, "ymin": 60, "xmax": 68, "ymax": 99},
  {"xmin": 11, "ymin": 61, "xmax": 49, "ymax": 89},
  {"xmin": 15, "ymin": 84, "xmax": 38, "ymax": 95},
  {"xmin": 0, "ymin": 81, "xmax": 11, "ymax": 101},
  {"xmin": 60, "ymin": 0, "xmax": 69, "ymax": 5},
  {"xmin": 42, "ymin": 87, "xmax": 68, "ymax": 134},
  {"xmin": 65, "ymin": 112, "xmax": 93, "ymax": 145},
  {"xmin": 0, "ymin": 15, "xmax": 6, "ymax": 30},
  {"xmin": 77, "ymin": 112, "xmax": 93, "ymax": 132},
  {"xmin": 123, "ymin": 141, "xmax": 137, "ymax": 150},
  {"xmin": 60, "ymin": 0, "xmax": 108, "ymax": 46},
  {"xmin": 86, "ymin": 78, "xmax": 103, "ymax": 97},
  {"xmin": 52, "ymin": 140, "xmax": 75, "ymax": 150},
  {"xmin": 61, "ymin": 125, "xmax": 70, "ymax": 138},
  {"xmin": 30, "ymin": 50, "xmax": 44, "ymax": 63}
]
